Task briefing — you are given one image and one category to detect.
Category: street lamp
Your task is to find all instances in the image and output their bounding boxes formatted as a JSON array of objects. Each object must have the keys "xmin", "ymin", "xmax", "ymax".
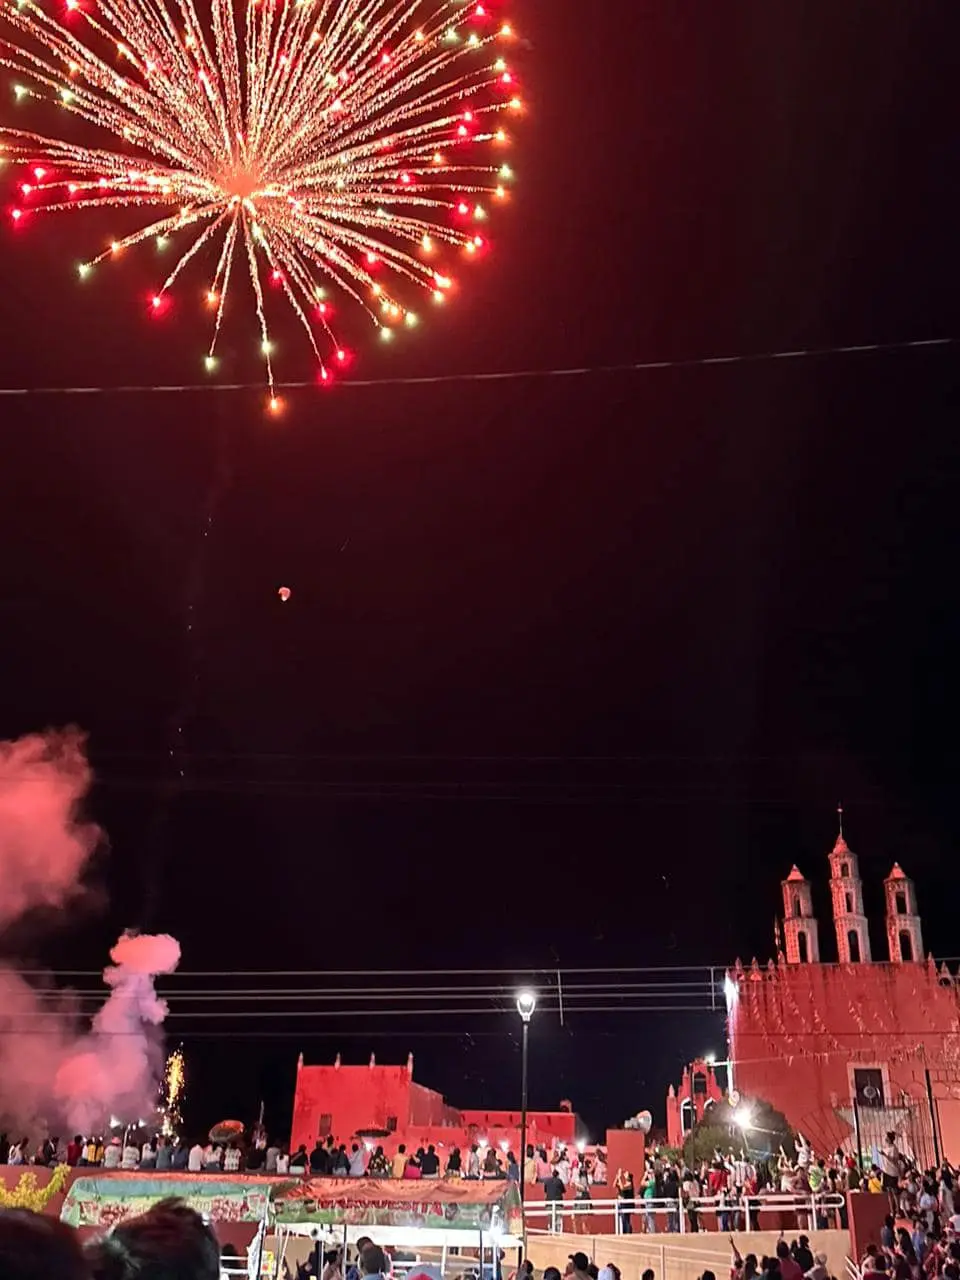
[{"xmin": 516, "ymin": 990, "xmax": 536, "ymax": 1211}]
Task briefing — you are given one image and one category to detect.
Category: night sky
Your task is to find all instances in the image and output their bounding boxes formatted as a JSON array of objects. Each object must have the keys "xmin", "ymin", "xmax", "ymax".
[{"xmin": 0, "ymin": 1, "xmax": 958, "ymax": 1143}]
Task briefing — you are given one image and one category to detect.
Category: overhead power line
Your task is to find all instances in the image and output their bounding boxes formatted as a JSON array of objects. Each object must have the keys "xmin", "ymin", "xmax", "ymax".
[{"xmin": 0, "ymin": 336, "xmax": 950, "ymax": 399}]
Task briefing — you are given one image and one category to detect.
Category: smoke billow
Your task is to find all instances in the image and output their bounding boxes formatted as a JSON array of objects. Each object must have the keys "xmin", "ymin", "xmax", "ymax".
[{"xmin": 0, "ymin": 729, "xmax": 181, "ymax": 1136}]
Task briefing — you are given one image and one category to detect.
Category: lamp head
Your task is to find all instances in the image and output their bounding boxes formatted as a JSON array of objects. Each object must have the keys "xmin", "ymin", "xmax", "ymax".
[{"xmin": 516, "ymin": 990, "xmax": 537, "ymax": 1022}]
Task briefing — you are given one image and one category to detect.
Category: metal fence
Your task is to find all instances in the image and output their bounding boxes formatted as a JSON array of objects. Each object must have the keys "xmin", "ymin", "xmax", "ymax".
[{"xmin": 523, "ymin": 1193, "xmax": 846, "ymax": 1236}]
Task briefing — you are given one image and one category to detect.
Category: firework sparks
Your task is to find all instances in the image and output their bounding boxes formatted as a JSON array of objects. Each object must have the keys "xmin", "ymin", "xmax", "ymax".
[
  {"xmin": 0, "ymin": 0, "xmax": 521, "ymax": 407},
  {"xmin": 160, "ymin": 1046, "xmax": 185, "ymax": 1137}
]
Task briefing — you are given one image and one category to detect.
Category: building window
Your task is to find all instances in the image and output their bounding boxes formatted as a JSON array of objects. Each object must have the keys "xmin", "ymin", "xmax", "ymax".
[
  {"xmin": 847, "ymin": 930, "xmax": 861, "ymax": 963},
  {"xmin": 853, "ymin": 1068, "xmax": 885, "ymax": 1108},
  {"xmin": 692, "ymin": 1072, "xmax": 707, "ymax": 1096},
  {"xmin": 793, "ymin": 895, "xmax": 801, "ymax": 918},
  {"xmin": 896, "ymin": 892, "xmax": 907, "ymax": 915},
  {"xmin": 899, "ymin": 931, "xmax": 914, "ymax": 962},
  {"xmin": 845, "ymin": 893, "xmax": 853, "ymax": 914},
  {"xmin": 386, "ymin": 1115, "xmax": 398, "ymax": 1133},
  {"xmin": 840, "ymin": 862, "xmax": 849, "ymax": 878},
  {"xmin": 318, "ymin": 1113, "xmax": 333, "ymax": 1137},
  {"xmin": 798, "ymin": 931, "xmax": 809, "ymax": 963}
]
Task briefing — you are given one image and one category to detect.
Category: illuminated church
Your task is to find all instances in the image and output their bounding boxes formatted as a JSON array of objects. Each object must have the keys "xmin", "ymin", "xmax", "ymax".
[{"xmin": 726, "ymin": 815, "xmax": 960, "ymax": 1163}]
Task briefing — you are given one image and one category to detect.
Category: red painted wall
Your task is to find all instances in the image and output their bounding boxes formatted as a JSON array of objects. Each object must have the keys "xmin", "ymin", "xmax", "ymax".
[{"xmin": 728, "ymin": 958, "xmax": 960, "ymax": 1160}]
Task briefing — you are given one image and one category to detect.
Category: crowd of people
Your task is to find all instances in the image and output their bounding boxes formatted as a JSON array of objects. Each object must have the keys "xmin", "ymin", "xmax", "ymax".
[{"xmin": 0, "ymin": 1197, "xmax": 227, "ymax": 1280}]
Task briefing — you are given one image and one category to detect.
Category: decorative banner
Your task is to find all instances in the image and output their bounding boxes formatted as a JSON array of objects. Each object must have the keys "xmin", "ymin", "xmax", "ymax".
[
  {"xmin": 61, "ymin": 1177, "xmax": 272, "ymax": 1229},
  {"xmin": 274, "ymin": 1178, "xmax": 523, "ymax": 1235}
]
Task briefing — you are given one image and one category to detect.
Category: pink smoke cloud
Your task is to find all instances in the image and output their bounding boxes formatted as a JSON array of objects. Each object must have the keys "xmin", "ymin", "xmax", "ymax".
[
  {"xmin": 0, "ymin": 728, "xmax": 101, "ymax": 925},
  {"xmin": 0, "ymin": 730, "xmax": 181, "ymax": 1136}
]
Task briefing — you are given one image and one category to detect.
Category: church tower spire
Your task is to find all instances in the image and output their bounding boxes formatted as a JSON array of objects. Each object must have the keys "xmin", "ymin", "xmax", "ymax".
[
  {"xmin": 781, "ymin": 865, "xmax": 820, "ymax": 963},
  {"xmin": 884, "ymin": 863, "xmax": 924, "ymax": 963},
  {"xmin": 828, "ymin": 808, "xmax": 872, "ymax": 963}
]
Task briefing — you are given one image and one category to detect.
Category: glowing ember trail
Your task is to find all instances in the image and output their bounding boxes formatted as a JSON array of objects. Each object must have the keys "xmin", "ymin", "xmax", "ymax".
[{"xmin": 0, "ymin": 0, "xmax": 522, "ymax": 407}]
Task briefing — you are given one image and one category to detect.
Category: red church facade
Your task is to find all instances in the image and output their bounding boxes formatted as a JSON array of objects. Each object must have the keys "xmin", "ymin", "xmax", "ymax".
[
  {"xmin": 666, "ymin": 1057, "xmax": 726, "ymax": 1148},
  {"xmin": 290, "ymin": 1053, "xmax": 579, "ymax": 1158},
  {"xmin": 727, "ymin": 821, "xmax": 960, "ymax": 1164}
]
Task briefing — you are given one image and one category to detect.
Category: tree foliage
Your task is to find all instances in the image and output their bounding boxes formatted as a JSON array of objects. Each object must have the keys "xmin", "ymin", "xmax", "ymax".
[{"xmin": 682, "ymin": 1098, "xmax": 796, "ymax": 1167}]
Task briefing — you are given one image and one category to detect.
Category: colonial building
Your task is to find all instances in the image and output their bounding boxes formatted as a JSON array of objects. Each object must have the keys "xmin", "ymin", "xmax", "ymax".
[
  {"xmin": 727, "ymin": 816, "xmax": 959, "ymax": 1164},
  {"xmin": 290, "ymin": 1053, "xmax": 579, "ymax": 1155}
]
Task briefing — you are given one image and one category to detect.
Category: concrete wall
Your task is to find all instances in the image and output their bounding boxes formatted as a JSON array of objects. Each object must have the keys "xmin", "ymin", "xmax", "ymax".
[{"xmin": 526, "ymin": 1230, "xmax": 852, "ymax": 1280}]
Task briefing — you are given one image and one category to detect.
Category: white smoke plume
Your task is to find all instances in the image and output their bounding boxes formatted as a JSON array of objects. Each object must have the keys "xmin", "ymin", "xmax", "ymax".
[{"xmin": 0, "ymin": 729, "xmax": 181, "ymax": 1137}]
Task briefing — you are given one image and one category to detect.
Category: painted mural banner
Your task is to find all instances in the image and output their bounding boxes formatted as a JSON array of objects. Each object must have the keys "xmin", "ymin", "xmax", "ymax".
[
  {"xmin": 61, "ymin": 1176, "xmax": 274, "ymax": 1229},
  {"xmin": 274, "ymin": 1178, "xmax": 523, "ymax": 1235}
]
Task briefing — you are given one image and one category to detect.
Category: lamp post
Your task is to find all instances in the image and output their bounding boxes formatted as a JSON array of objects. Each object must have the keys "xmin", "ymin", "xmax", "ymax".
[{"xmin": 516, "ymin": 990, "xmax": 537, "ymax": 1216}]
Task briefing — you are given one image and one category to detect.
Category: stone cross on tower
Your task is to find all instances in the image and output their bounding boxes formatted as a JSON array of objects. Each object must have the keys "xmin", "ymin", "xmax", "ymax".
[{"xmin": 828, "ymin": 809, "xmax": 872, "ymax": 963}]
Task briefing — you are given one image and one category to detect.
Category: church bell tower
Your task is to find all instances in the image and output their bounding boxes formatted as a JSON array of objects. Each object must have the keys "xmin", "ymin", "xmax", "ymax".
[
  {"xmin": 781, "ymin": 865, "xmax": 820, "ymax": 963},
  {"xmin": 884, "ymin": 863, "xmax": 924, "ymax": 963},
  {"xmin": 828, "ymin": 808, "xmax": 872, "ymax": 963}
]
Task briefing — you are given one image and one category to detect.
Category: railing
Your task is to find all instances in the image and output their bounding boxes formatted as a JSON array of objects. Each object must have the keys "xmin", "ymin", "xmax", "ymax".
[{"xmin": 523, "ymin": 1192, "xmax": 846, "ymax": 1235}]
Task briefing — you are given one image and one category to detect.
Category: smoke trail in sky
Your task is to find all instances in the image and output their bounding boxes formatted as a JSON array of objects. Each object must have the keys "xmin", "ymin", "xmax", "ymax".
[{"xmin": 0, "ymin": 729, "xmax": 180, "ymax": 1135}]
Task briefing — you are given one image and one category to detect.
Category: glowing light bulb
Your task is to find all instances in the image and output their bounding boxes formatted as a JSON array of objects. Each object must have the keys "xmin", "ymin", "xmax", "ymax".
[
  {"xmin": 473, "ymin": 235, "xmax": 484, "ymax": 246},
  {"xmin": 400, "ymin": 172, "xmax": 411, "ymax": 184},
  {"xmin": 204, "ymin": 354, "xmax": 217, "ymax": 371},
  {"xmin": 268, "ymin": 395, "xmax": 282, "ymax": 413},
  {"xmin": 12, "ymin": 85, "xmax": 26, "ymax": 100},
  {"xmin": 336, "ymin": 349, "xmax": 347, "ymax": 362},
  {"xmin": 509, "ymin": 96, "xmax": 522, "ymax": 110},
  {"xmin": 206, "ymin": 289, "xmax": 218, "ymax": 305},
  {"xmin": 156, "ymin": 235, "xmax": 169, "ymax": 249},
  {"xmin": 467, "ymin": 33, "xmax": 479, "ymax": 46},
  {"xmin": 261, "ymin": 340, "xmax": 273, "ymax": 355},
  {"xmin": 380, "ymin": 326, "xmax": 392, "ymax": 341},
  {"xmin": 499, "ymin": 164, "xmax": 513, "ymax": 178},
  {"xmin": 414, "ymin": 28, "xmax": 424, "ymax": 40},
  {"xmin": 33, "ymin": 167, "xmax": 46, "ymax": 179},
  {"xmin": 10, "ymin": 208, "xmax": 22, "ymax": 220},
  {"xmin": 20, "ymin": 183, "xmax": 31, "ymax": 196},
  {"xmin": 151, "ymin": 294, "xmax": 162, "ymax": 308},
  {"xmin": 421, "ymin": 235, "xmax": 433, "ymax": 251},
  {"xmin": 77, "ymin": 262, "xmax": 90, "ymax": 278},
  {"xmin": 500, "ymin": 23, "xmax": 512, "ymax": 36},
  {"xmin": 457, "ymin": 201, "xmax": 469, "ymax": 214},
  {"xmin": 366, "ymin": 251, "xmax": 378, "ymax": 265},
  {"xmin": 405, "ymin": 311, "xmax": 418, "ymax": 327},
  {"xmin": 495, "ymin": 185, "xmax": 506, "ymax": 199},
  {"xmin": 433, "ymin": 152, "xmax": 444, "ymax": 164},
  {"xmin": 371, "ymin": 283, "xmax": 381, "ymax": 297},
  {"xmin": 433, "ymin": 289, "xmax": 444, "ymax": 303}
]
